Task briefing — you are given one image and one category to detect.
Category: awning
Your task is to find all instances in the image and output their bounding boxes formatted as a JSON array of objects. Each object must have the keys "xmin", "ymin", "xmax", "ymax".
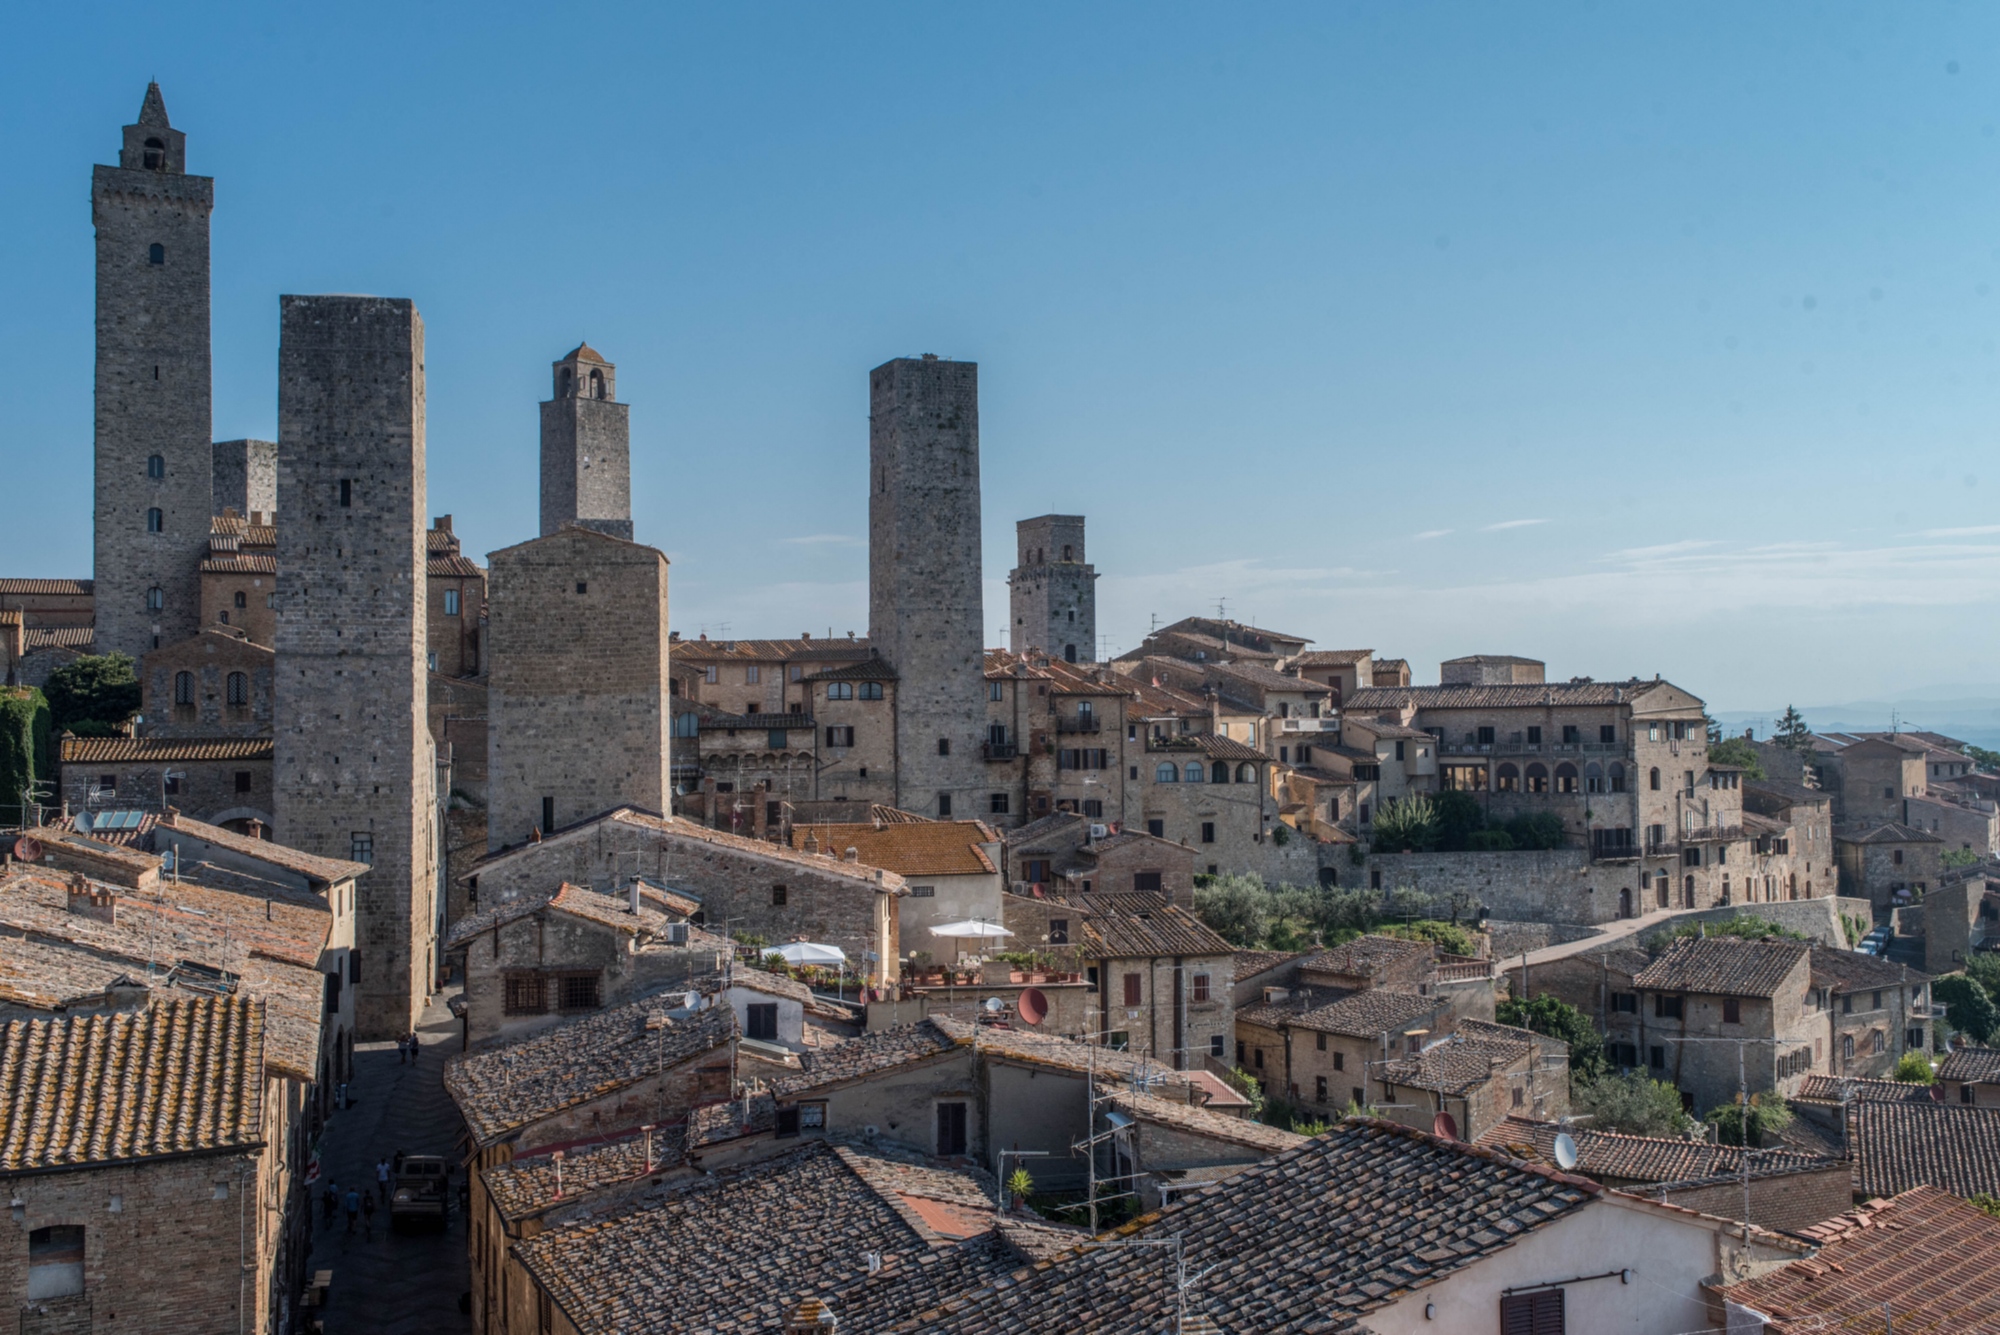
[
  {"xmin": 771, "ymin": 941, "xmax": 847, "ymax": 966},
  {"xmin": 929, "ymin": 920, "xmax": 1014, "ymax": 939}
]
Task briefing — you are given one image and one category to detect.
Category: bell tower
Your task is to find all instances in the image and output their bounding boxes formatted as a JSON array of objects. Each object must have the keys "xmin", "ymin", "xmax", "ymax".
[{"xmin": 540, "ymin": 343, "xmax": 633, "ymax": 541}]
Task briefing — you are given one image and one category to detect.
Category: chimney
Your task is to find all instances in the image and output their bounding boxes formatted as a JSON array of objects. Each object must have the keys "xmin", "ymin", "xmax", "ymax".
[
  {"xmin": 66, "ymin": 873, "xmax": 116, "ymax": 925},
  {"xmin": 436, "ymin": 514, "xmax": 453, "ymax": 533},
  {"xmin": 249, "ymin": 510, "xmax": 263, "ymax": 526},
  {"xmin": 802, "ymin": 830, "xmax": 819, "ymax": 855},
  {"xmin": 244, "ymin": 818, "xmax": 265, "ymax": 842},
  {"xmin": 629, "ymin": 879, "xmax": 642, "ymax": 914},
  {"xmin": 844, "ymin": 846, "xmax": 860, "ymax": 863},
  {"xmin": 783, "ymin": 1299, "xmax": 838, "ymax": 1333}
]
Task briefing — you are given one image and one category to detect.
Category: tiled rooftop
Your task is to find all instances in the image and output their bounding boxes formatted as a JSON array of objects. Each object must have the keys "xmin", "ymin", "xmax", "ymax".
[
  {"xmin": 770, "ymin": 1019, "xmax": 965, "ymax": 1098},
  {"xmin": 788, "ymin": 820, "xmax": 1000, "ymax": 877},
  {"xmin": 1295, "ymin": 934, "xmax": 1434, "ymax": 980},
  {"xmin": 157, "ymin": 810, "xmax": 368, "ymax": 886},
  {"xmin": 442, "ymin": 880, "xmax": 695, "ymax": 952},
  {"xmin": 1793, "ymin": 1073, "xmax": 1936, "ymax": 1104},
  {"xmin": 1475, "ymin": 1116, "xmax": 1831, "ymax": 1184},
  {"xmin": 1850, "ymin": 1099, "xmax": 2000, "ymax": 1200},
  {"xmin": 1380, "ymin": 1024, "xmax": 1537, "ymax": 1097},
  {"xmin": 0, "ymin": 578, "xmax": 92, "ymax": 596},
  {"xmin": 445, "ymin": 999, "xmax": 736, "ymax": 1147},
  {"xmin": 1807, "ymin": 946, "xmax": 1928, "ymax": 993},
  {"xmin": 1287, "ymin": 649, "xmax": 1374, "ymax": 667},
  {"xmin": 0, "ymin": 997, "xmax": 264, "ymax": 1171},
  {"xmin": 1110, "ymin": 1089, "xmax": 1307, "ymax": 1155},
  {"xmin": 870, "ymin": 1119, "xmax": 1601, "ymax": 1334},
  {"xmin": 1630, "ymin": 936, "xmax": 1809, "ymax": 998},
  {"xmin": 1837, "ymin": 822, "xmax": 1946, "ymax": 846},
  {"xmin": 1072, "ymin": 902, "xmax": 1234, "ymax": 959},
  {"xmin": 59, "ymin": 735, "xmax": 274, "ymax": 763},
  {"xmin": 1940, "ymin": 1044, "xmax": 2000, "ymax": 1085},
  {"xmin": 483, "ymin": 1129, "xmax": 681, "ymax": 1224},
  {"xmin": 1719, "ymin": 1186, "xmax": 2000, "ymax": 1333}
]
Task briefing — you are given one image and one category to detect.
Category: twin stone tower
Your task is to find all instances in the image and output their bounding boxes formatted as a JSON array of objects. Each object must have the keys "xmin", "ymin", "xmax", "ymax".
[{"xmin": 89, "ymin": 84, "xmax": 1099, "ymax": 1032}]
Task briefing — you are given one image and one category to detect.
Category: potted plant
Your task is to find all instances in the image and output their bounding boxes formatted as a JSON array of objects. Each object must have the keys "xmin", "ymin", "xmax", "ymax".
[{"xmin": 1006, "ymin": 1166, "xmax": 1034, "ymax": 1211}]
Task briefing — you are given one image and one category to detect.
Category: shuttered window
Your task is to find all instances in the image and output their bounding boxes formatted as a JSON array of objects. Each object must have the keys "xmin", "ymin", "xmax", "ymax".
[{"xmin": 1500, "ymin": 1288, "xmax": 1564, "ymax": 1335}]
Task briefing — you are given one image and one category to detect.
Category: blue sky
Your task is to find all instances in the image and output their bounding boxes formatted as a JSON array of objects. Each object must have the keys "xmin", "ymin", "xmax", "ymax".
[{"xmin": 4, "ymin": 3, "xmax": 1998, "ymax": 714}]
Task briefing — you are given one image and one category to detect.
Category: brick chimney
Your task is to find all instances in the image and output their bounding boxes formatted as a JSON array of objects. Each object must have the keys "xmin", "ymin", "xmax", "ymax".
[
  {"xmin": 843, "ymin": 846, "xmax": 860, "ymax": 863},
  {"xmin": 66, "ymin": 872, "xmax": 116, "ymax": 925}
]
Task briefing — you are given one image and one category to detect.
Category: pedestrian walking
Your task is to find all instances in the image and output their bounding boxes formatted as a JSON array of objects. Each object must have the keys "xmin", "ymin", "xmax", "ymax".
[
  {"xmin": 360, "ymin": 1190, "xmax": 376, "ymax": 1241},
  {"xmin": 406, "ymin": 1031, "xmax": 420, "ymax": 1063},
  {"xmin": 376, "ymin": 1157, "xmax": 391, "ymax": 1204},
  {"xmin": 344, "ymin": 1187, "xmax": 360, "ymax": 1234},
  {"xmin": 321, "ymin": 1182, "xmax": 337, "ymax": 1223}
]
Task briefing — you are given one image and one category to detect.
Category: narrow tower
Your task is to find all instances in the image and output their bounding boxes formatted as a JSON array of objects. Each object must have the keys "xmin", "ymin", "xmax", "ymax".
[
  {"xmin": 274, "ymin": 295, "xmax": 437, "ymax": 1039},
  {"xmin": 1008, "ymin": 515, "xmax": 1097, "ymax": 663},
  {"xmin": 867, "ymin": 354, "xmax": 987, "ymax": 817},
  {"xmin": 540, "ymin": 344, "xmax": 632, "ymax": 540},
  {"xmin": 93, "ymin": 83, "xmax": 213, "ymax": 657},
  {"xmin": 212, "ymin": 439, "xmax": 276, "ymax": 519}
]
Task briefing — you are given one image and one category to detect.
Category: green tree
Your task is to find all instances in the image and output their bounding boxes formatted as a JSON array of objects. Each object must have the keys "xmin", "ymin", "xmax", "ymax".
[
  {"xmin": 1893, "ymin": 1051, "xmax": 1936, "ymax": 1083},
  {"xmin": 0, "ymin": 688, "xmax": 51, "ymax": 827},
  {"xmin": 1706, "ymin": 736, "xmax": 1767, "ymax": 781},
  {"xmin": 1944, "ymin": 848, "xmax": 1981, "ymax": 870},
  {"xmin": 1774, "ymin": 706, "xmax": 1813, "ymax": 752},
  {"xmin": 1935, "ymin": 975, "xmax": 2000, "ymax": 1044},
  {"xmin": 1972, "ymin": 1194, "xmax": 2000, "ymax": 1220},
  {"xmin": 1502, "ymin": 812, "xmax": 1568, "ymax": 850},
  {"xmin": 1573, "ymin": 1071, "xmax": 1694, "ymax": 1137},
  {"xmin": 1967, "ymin": 745, "xmax": 2000, "ymax": 774},
  {"xmin": 1429, "ymin": 789, "xmax": 1486, "ymax": 852},
  {"xmin": 1652, "ymin": 915, "xmax": 1808, "ymax": 948},
  {"xmin": 1498, "ymin": 994, "xmax": 1606, "ymax": 1084},
  {"xmin": 1370, "ymin": 794, "xmax": 1438, "ymax": 853},
  {"xmin": 1964, "ymin": 953, "xmax": 2000, "ymax": 1000},
  {"xmin": 1225, "ymin": 1067, "xmax": 1267, "ymax": 1120},
  {"xmin": 43, "ymin": 653, "xmax": 141, "ymax": 736},
  {"xmin": 1193, "ymin": 874, "xmax": 1275, "ymax": 947},
  {"xmin": 1705, "ymin": 1094, "xmax": 1792, "ymax": 1147},
  {"xmin": 1381, "ymin": 919, "xmax": 1480, "ymax": 959}
]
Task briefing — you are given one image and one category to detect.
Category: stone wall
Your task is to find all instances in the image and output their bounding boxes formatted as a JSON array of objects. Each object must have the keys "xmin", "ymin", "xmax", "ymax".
[
  {"xmin": 212, "ymin": 438, "xmax": 276, "ymax": 519},
  {"xmin": 539, "ymin": 348, "xmax": 632, "ymax": 540},
  {"xmin": 141, "ymin": 630, "xmax": 272, "ymax": 736},
  {"xmin": 92, "ymin": 97, "xmax": 213, "ymax": 659},
  {"xmin": 1009, "ymin": 515, "xmax": 1096, "ymax": 663},
  {"xmin": 868, "ymin": 356, "xmax": 988, "ymax": 817},
  {"xmin": 486, "ymin": 527, "xmax": 669, "ymax": 850},
  {"xmin": 274, "ymin": 294, "xmax": 437, "ymax": 1038},
  {"xmin": 61, "ymin": 751, "xmax": 272, "ymax": 831},
  {"xmin": 1486, "ymin": 919, "xmax": 1602, "ymax": 960},
  {"xmin": 1646, "ymin": 1164, "xmax": 1854, "ymax": 1237}
]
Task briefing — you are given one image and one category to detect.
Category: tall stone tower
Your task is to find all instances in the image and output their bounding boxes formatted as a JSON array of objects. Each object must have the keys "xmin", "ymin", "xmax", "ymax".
[
  {"xmin": 486, "ymin": 527, "xmax": 670, "ymax": 855},
  {"xmin": 93, "ymin": 83, "xmax": 213, "ymax": 657},
  {"xmin": 1009, "ymin": 515, "xmax": 1097, "ymax": 663},
  {"xmin": 868, "ymin": 355, "xmax": 987, "ymax": 817},
  {"xmin": 274, "ymin": 295, "xmax": 437, "ymax": 1039},
  {"xmin": 212, "ymin": 439, "xmax": 276, "ymax": 519},
  {"xmin": 540, "ymin": 344, "xmax": 632, "ymax": 540}
]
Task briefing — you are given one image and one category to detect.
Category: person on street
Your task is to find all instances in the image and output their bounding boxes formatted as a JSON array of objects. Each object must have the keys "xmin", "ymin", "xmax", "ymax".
[
  {"xmin": 376, "ymin": 1157, "xmax": 391, "ymax": 1204},
  {"xmin": 344, "ymin": 1187, "xmax": 360, "ymax": 1234},
  {"xmin": 322, "ymin": 1181, "xmax": 337, "ymax": 1223},
  {"xmin": 360, "ymin": 1190, "xmax": 376, "ymax": 1241}
]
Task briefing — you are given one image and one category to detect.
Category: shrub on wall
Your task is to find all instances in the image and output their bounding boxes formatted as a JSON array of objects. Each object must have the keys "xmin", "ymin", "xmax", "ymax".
[{"xmin": 0, "ymin": 688, "xmax": 50, "ymax": 826}]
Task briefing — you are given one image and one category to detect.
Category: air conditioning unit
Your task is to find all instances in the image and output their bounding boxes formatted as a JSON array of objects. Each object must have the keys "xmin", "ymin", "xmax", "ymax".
[
  {"xmin": 1089, "ymin": 824, "xmax": 1110, "ymax": 839},
  {"xmin": 665, "ymin": 923, "xmax": 690, "ymax": 945}
]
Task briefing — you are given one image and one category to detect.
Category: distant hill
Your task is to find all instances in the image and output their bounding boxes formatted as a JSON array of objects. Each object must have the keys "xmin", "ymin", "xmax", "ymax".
[{"xmin": 1712, "ymin": 690, "xmax": 2000, "ymax": 752}]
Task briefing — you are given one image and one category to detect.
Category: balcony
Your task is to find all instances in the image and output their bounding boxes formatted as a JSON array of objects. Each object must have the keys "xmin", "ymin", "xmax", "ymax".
[
  {"xmin": 1278, "ymin": 717, "xmax": 1336, "ymax": 733},
  {"xmin": 1681, "ymin": 825, "xmax": 1746, "ymax": 844},
  {"xmin": 1055, "ymin": 717, "xmax": 1102, "ymax": 734},
  {"xmin": 982, "ymin": 741, "xmax": 1019, "ymax": 761}
]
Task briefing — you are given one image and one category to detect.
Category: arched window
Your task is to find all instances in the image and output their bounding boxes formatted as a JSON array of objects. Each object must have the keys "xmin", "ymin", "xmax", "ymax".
[
  {"xmin": 1649, "ymin": 767, "xmax": 1662, "ymax": 791},
  {"xmin": 1184, "ymin": 761, "xmax": 1205, "ymax": 783},
  {"xmin": 145, "ymin": 587, "xmax": 164, "ymax": 611},
  {"xmin": 1494, "ymin": 762, "xmax": 1520, "ymax": 792},
  {"xmin": 1212, "ymin": 761, "xmax": 1229, "ymax": 784},
  {"xmin": 226, "ymin": 672, "xmax": 247, "ymax": 707},
  {"xmin": 146, "ymin": 508, "xmax": 163, "ymax": 533},
  {"xmin": 147, "ymin": 454, "xmax": 165, "ymax": 478},
  {"xmin": 1155, "ymin": 762, "xmax": 1179, "ymax": 783},
  {"xmin": 1525, "ymin": 763, "xmax": 1548, "ymax": 794},
  {"xmin": 560, "ymin": 367, "xmax": 573, "ymax": 397},
  {"xmin": 143, "ymin": 136, "xmax": 166, "ymax": 169},
  {"xmin": 589, "ymin": 368, "xmax": 605, "ymax": 399},
  {"xmin": 148, "ymin": 243, "xmax": 164, "ymax": 265},
  {"xmin": 1584, "ymin": 762, "xmax": 1604, "ymax": 794},
  {"xmin": 1554, "ymin": 763, "xmax": 1579, "ymax": 794},
  {"xmin": 174, "ymin": 671, "xmax": 194, "ymax": 706},
  {"xmin": 1609, "ymin": 762, "xmax": 1626, "ymax": 793},
  {"xmin": 1236, "ymin": 762, "xmax": 1257, "ymax": 783},
  {"xmin": 1063, "ymin": 545, "xmax": 1073, "ymax": 561},
  {"xmin": 1842, "ymin": 1034, "xmax": 1855, "ymax": 1061}
]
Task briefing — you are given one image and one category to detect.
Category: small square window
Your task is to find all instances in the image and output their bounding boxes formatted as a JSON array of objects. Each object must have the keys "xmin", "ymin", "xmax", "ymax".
[
  {"xmin": 575, "ymin": 581, "xmax": 587, "ymax": 594},
  {"xmin": 772, "ymin": 884, "xmax": 788, "ymax": 907}
]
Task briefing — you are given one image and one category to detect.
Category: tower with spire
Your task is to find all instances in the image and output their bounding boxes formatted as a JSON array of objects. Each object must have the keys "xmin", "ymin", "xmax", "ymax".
[
  {"xmin": 539, "ymin": 343, "xmax": 633, "ymax": 540},
  {"xmin": 92, "ymin": 83, "xmax": 214, "ymax": 657}
]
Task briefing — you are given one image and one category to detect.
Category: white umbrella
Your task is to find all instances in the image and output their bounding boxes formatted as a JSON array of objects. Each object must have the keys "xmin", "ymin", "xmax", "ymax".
[
  {"xmin": 929, "ymin": 920, "xmax": 1014, "ymax": 939},
  {"xmin": 772, "ymin": 941, "xmax": 847, "ymax": 966}
]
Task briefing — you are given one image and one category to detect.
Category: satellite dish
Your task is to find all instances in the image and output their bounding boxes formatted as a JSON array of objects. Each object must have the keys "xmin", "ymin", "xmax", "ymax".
[
  {"xmin": 1432, "ymin": 1112, "xmax": 1459, "ymax": 1142},
  {"xmin": 982, "ymin": 997, "xmax": 1005, "ymax": 1015},
  {"xmin": 1017, "ymin": 988, "xmax": 1048, "ymax": 1026},
  {"xmin": 12, "ymin": 837, "xmax": 42, "ymax": 864},
  {"xmin": 1553, "ymin": 1133, "xmax": 1580, "ymax": 1171}
]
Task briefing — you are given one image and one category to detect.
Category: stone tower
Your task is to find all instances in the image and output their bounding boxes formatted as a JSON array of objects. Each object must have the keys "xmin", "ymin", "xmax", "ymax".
[
  {"xmin": 486, "ymin": 527, "xmax": 670, "ymax": 853},
  {"xmin": 93, "ymin": 83, "xmax": 213, "ymax": 658},
  {"xmin": 212, "ymin": 439, "xmax": 276, "ymax": 519},
  {"xmin": 540, "ymin": 344, "xmax": 632, "ymax": 541},
  {"xmin": 274, "ymin": 295, "xmax": 437, "ymax": 1039},
  {"xmin": 1009, "ymin": 515, "xmax": 1096, "ymax": 663},
  {"xmin": 867, "ymin": 355, "xmax": 987, "ymax": 817}
]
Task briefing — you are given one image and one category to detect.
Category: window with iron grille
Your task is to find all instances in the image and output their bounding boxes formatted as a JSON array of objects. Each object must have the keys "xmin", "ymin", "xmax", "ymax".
[
  {"xmin": 558, "ymin": 973, "xmax": 601, "ymax": 1012},
  {"xmin": 505, "ymin": 973, "xmax": 547, "ymax": 1015}
]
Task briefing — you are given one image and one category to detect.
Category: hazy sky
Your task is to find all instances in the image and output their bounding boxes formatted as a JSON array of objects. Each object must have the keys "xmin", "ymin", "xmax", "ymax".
[{"xmin": 5, "ymin": 3, "xmax": 1998, "ymax": 711}]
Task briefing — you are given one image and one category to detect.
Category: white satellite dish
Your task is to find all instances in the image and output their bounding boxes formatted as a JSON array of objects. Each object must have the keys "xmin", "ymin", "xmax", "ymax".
[
  {"xmin": 1552, "ymin": 1132, "xmax": 1579, "ymax": 1171},
  {"xmin": 982, "ymin": 997, "xmax": 1005, "ymax": 1014}
]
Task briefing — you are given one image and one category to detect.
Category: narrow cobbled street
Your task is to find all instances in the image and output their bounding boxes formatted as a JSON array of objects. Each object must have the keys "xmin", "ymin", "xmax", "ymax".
[{"xmin": 304, "ymin": 986, "xmax": 470, "ymax": 1335}]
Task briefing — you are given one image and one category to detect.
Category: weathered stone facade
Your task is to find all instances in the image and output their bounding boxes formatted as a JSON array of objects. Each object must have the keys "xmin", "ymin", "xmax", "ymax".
[
  {"xmin": 486, "ymin": 526, "xmax": 670, "ymax": 849},
  {"xmin": 141, "ymin": 629, "xmax": 272, "ymax": 737},
  {"xmin": 868, "ymin": 356, "xmax": 988, "ymax": 818},
  {"xmin": 93, "ymin": 85, "xmax": 212, "ymax": 659},
  {"xmin": 58, "ymin": 735, "xmax": 274, "ymax": 831},
  {"xmin": 274, "ymin": 294, "xmax": 437, "ymax": 1038},
  {"xmin": 539, "ymin": 344, "xmax": 632, "ymax": 541},
  {"xmin": 211, "ymin": 438, "xmax": 276, "ymax": 520},
  {"xmin": 1008, "ymin": 515, "xmax": 1096, "ymax": 663},
  {"xmin": 425, "ymin": 516, "xmax": 484, "ymax": 678}
]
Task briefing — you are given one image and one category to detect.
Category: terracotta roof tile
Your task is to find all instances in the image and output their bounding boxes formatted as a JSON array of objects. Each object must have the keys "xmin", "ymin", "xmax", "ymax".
[
  {"xmin": 1347, "ymin": 679, "xmax": 1681, "ymax": 711},
  {"xmin": 157, "ymin": 810, "xmax": 368, "ymax": 886},
  {"xmin": 1110, "ymin": 1089, "xmax": 1307, "ymax": 1155},
  {"xmin": 1793, "ymin": 1073, "xmax": 1936, "ymax": 1104},
  {"xmin": 0, "ymin": 579, "xmax": 93, "ymax": 596},
  {"xmin": 0, "ymin": 997, "xmax": 264, "ymax": 1171},
  {"xmin": 770, "ymin": 1019, "xmax": 964, "ymax": 1097},
  {"xmin": 1475, "ymin": 1116, "xmax": 1830, "ymax": 1184},
  {"xmin": 199, "ymin": 553, "xmax": 277, "ymax": 575},
  {"xmin": 60, "ymin": 735, "xmax": 273, "ymax": 763},
  {"xmin": 1837, "ymin": 822, "xmax": 1946, "ymax": 845},
  {"xmin": 1630, "ymin": 936, "xmax": 1810, "ymax": 998},
  {"xmin": 1940, "ymin": 1044, "xmax": 2000, "ymax": 1085},
  {"xmin": 1850, "ymin": 1099, "xmax": 2000, "ymax": 1200},
  {"xmin": 24, "ymin": 628, "xmax": 94, "ymax": 650},
  {"xmin": 1296, "ymin": 934, "xmax": 1435, "ymax": 979},
  {"xmin": 788, "ymin": 821, "xmax": 999, "ymax": 877}
]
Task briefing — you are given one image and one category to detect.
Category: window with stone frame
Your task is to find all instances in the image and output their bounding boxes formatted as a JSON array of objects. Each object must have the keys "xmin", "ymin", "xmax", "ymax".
[
  {"xmin": 558, "ymin": 973, "xmax": 602, "ymax": 1013},
  {"xmin": 505, "ymin": 973, "xmax": 548, "ymax": 1015},
  {"xmin": 1190, "ymin": 972, "xmax": 1211, "ymax": 1003}
]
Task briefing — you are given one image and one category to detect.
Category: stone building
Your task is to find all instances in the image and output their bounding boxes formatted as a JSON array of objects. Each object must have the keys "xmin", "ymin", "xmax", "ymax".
[
  {"xmin": 1440, "ymin": 655, "xmax": 1545, "ymax": 686},
  {"xmin": 486, "ymin": 526, "xmax": 669, "ymax": 849},
  {"xmin": 198, "ymin": 511, "xmax": 277, "ymax": 646},
  {"xmin": 273, "ymin": 294, "xmax": 438, "ymax": 1039},
  {"xmin": 59, "ymin": 734, "xmax": 274, "ymax": 831},
  {"xmin": 785, "ymin": 817, "xmax": 1003, "ymax": 952},
  {"xmin": 427, "ymin": 516, "xmax": 485, "ymax": 678},
  {"xmin": 1376, "ymin": 1018, "xmax": 1570, "ymax": 1142},
  {"xmin": 868, "ymin": 356, "xmax": 988, "ymax": 818},
  {"xmin": 1234, "ymin": 986, "xmax": 1457, "ymax": 1112},
  {"xmin": 93, "ymin": 84, "xmax": 212, "ymax": 658},
  {"xmin": 1112, "ymin": 617, "xmax": 1312, "ymax": 668},
  {"xmin": 1836, "ymin": 822, "xmax": 1944, "ymax": 907},
  {"xmin": 211, "ymin": 438, "xmax": 276, "ymax": 519},
  {"xmin": 539, "ymin": 344, "xmax": 632, "ymax": 540},
  {"xmin": 1008, "ymin": 515, "xmax": 1096, "ymax": 663},
  {"xmin": 141, "ymin": 628, "xmax": 272, "ymax": 738}
]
